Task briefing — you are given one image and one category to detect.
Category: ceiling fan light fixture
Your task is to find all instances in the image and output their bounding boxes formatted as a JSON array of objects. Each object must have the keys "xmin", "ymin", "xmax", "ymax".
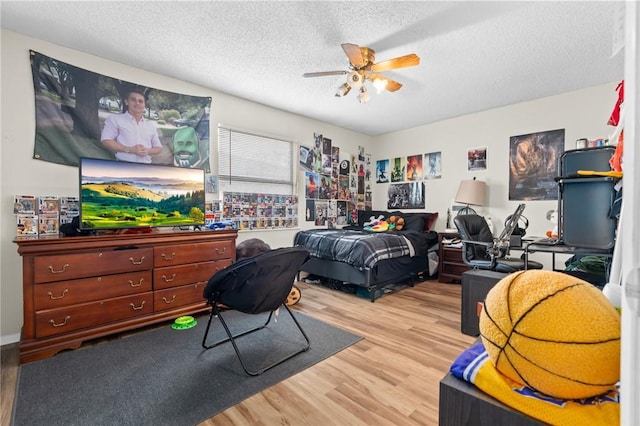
[
  {"xmin": 372, "ymin": 78, "xmax": 388, "ymax": 94},
  {"xmin": 347, "ymin": 71, "xmax": 363, "ymax": 88},
  {"xmin": 358, "ymin": 86, "xmax": 369, "ymax": 104},
  {"xmin": 335, "ymin": 82, "xmax": 351, "ymax": 97}
]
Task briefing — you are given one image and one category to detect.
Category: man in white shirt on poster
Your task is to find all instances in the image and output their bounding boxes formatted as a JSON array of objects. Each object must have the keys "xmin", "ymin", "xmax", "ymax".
[{"xmin": 100, "ymin": 88, "xmax": 163, "ymax": 163}]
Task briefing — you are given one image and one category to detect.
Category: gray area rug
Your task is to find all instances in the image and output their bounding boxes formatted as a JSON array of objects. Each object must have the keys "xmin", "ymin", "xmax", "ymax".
[{"xmin": 12, "ymin": 310, "xmax": 362, "ymax": 426}]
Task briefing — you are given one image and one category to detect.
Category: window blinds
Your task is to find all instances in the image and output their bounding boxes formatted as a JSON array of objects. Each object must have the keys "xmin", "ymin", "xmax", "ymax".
[{"xmin": 217, "ymin": 126, "xmax": 296, "ymax": 194}]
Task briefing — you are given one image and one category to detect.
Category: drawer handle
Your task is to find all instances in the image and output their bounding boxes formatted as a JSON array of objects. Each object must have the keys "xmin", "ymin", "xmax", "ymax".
[
  {"xmin": 48, "ymin": 289, "xmax": 69, "ymax": 300},
  {"xmin": 162, "ymin": 295, "xmax": 176, "ymax": 304},
  {"xmin": 48, "ymin": 264, "xmax": 70, "ymax": 274},
  {"xmin": 49, "ymin": 316, "xmax": 71, "ymax": 327},
  {"xmin": 161, "ymin": 252, "xmax": 176, "ymax": 261},
  {"xmin": 214, "ymin": 247, "xmax": 227, "ymax": 255},
  {"xmin": 128, "ymin": 278, "xmax": 144, "ymax": 288},
  {"xmin": 129, "ymin": 256, "xmax": 146, "ymax": 265},
  {"xmin": 130, "ymin": 301, "xmax": 146, "ymax": 311},
  {"xmin": 162, "ymin": 273, "xmax": 177, "ymax": 283}
]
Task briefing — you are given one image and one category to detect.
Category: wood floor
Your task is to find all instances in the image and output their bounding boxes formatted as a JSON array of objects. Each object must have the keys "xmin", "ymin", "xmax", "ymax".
[{"xmin": 1, "ymin": 279, "xmax": 476, "ymax": 426}]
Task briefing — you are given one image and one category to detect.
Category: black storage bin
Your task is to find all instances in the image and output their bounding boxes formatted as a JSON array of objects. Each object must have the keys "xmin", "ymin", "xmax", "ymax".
[
  {"xmin": 560, "ymin": 146, "xmax": 616, "ymax": 175},
  {"xmin": 558, "ymin": 176, "xmax": 617, "ymax": 249}
]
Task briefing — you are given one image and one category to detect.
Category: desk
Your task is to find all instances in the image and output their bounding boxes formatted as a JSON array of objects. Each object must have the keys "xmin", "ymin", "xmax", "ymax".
[{"xmin": 523, "ymin": 242, "xmax": 613, "ymax": 280}]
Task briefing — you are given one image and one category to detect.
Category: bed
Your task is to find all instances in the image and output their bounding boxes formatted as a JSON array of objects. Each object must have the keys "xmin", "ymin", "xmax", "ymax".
[{"xmin": 294, "ymin": 210, "xmax": 439, "ymax": 301}]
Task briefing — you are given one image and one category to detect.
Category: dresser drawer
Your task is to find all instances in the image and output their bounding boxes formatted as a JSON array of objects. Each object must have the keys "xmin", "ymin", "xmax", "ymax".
[
  {"xmin": 154, "ymin": 240, "xmax": 234, "ymax": 267},
  {"xmin": 33, "ymin": 248, "xmax": 153, "ymax": 283},
  {"xmin": 33, "ymin": 271, "xmax": 152, "ymax": 310},
  {"xmin": 153, "ymin": 282, "xmax": 207, "ymax": 312},
  {"xmin": 153, "ymin": 259, "xmax": 232, "ymax": 290},
  {"xmin": 35, "ymin": 292, "xmax": 153, "ymax": 338}
]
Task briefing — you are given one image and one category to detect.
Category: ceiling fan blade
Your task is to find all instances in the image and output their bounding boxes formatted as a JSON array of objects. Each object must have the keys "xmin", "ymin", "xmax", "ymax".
[
  {"xmin": 370, "ymin": 53, "xmax": 420, "ymax": 72},
  {"xmin": 303, "ymin": 70, "xmax": 348, "ymax": 78},
  {"xmin": 341, "ymin": 43, "xmax": 365, "ymax": 68},
  {"xmin": 369, "ymin": 74, "xmax": 403, "ymax": 92}
]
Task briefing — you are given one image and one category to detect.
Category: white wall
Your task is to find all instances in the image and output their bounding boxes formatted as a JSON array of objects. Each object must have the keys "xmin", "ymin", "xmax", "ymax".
[
  {"xmin": 0, "ymin": 30, "xmax": 370, "ymax": 343},
  {"xmin": 372, "ymin": 85, "xmax": 619, "ymax": 237},
  {"xmin": 0, "ymin": 29, "xmax": 621, "ymax": 343}
]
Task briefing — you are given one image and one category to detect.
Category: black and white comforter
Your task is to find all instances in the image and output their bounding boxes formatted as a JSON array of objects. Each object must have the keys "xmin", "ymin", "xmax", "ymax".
[{"xmin": 294, "ymin": 229, "xmax": 431, "ymax": 270}]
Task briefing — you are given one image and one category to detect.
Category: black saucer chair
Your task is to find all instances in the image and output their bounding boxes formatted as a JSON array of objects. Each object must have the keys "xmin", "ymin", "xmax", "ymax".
[
  {"xmin": 453, "ymin": 208, "xmax": 543, "ymax": 273},
  {"xmin": 202, "ymin": 246, "xmax": 311, "ymax": 376}
]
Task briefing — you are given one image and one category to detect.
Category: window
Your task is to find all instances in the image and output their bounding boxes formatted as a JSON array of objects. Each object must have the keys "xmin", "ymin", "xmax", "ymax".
[{"xmin": 217, "ymin": 125, "xmax": 297, "ymax": 194}]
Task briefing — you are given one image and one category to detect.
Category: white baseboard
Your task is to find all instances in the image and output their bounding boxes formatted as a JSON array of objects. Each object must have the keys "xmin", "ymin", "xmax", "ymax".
[{"xmin": 0, "ymin": 333, "xmax": 20, "ymax": 347}]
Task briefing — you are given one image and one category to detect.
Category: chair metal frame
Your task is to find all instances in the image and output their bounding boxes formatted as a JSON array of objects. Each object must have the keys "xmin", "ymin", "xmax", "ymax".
[
  {"xmin": 201, "ymin": 246, "xmax": 311, "ymax": 376},
  {"xmin": 202, "ymin": 302, "xmax": 310, "ymax": 376},
  {"xmin": 454, "ymin": 204, "xmax": 541, "ymax": 273}
]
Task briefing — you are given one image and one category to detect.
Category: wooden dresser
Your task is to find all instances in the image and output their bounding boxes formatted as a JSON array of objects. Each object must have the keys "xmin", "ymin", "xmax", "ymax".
[{"xmin": 14, "ymin": 230, "xmax": 237, "ymax": 364}]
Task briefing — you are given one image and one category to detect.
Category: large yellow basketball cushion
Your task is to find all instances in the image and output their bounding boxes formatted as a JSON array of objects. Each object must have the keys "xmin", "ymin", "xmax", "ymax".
[{"xmin": 479, "ymin": 269, "xmax": 620, "ymax": 400}]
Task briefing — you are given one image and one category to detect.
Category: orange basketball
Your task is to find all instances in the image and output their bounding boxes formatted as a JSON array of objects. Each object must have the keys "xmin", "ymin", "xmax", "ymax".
[{"xmin": 479, "ymin": 270, "xmax": 620, "ymax": 399}]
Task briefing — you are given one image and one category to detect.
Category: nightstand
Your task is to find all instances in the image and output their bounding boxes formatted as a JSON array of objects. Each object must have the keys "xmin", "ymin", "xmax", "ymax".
[{"xmin": 438, "ymin": 232, "xmax": 470, "ymax": 283}]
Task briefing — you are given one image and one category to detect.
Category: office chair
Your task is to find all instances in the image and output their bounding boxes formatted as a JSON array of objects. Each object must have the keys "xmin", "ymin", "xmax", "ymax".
[
  {"xmin": 202, "ymin": 246, "xmax": 311, "ymax": 376},
  {"xmin": 453, "ymin": 205, "xmax": 543, "ymax": 273}
]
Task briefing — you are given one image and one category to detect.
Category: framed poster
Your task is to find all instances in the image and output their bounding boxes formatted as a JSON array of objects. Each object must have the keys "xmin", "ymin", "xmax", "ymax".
[
  {"xmin": 391, "ymin": 157, "xmax": 405, "ymax": 182},
  {"xmin": 387, "ymin": 182, "xmax": 425, "ymax": 209},
  {"xmin": 468, "ymin": 147, "xmax": 487, "ymax": 171},
  {"xmin": 406, "ymin": 154, "xmax": 423, "ymax": 181},
  {"xmin": 376, "ymin": 159, "xmax": 390, "ymax": 183},
  {"xmin": 424, "ymin": 151, "xmax": 442, "ymax": 179},
  {"xmin": 509, "ymin": 129, "xmax": 564, "ymax": 200}
]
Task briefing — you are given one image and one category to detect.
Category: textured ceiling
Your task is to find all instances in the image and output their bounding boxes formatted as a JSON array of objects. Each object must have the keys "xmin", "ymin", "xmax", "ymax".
[{"xmin": 1, "ymin": 1, "xmax": 625, "ymax": 136}]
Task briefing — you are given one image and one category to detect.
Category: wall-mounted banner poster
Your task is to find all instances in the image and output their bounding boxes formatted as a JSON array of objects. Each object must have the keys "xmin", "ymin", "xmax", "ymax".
[
  {"xmin": 305, "ymin": 199, "xmax": 315, "ymax": 222},
  {"xmin": 424, "ymin": 151, "xmax": 442, "ymax": 179},
  {"xmin": 305, "ymin": 171, "xmax": 319, "ymax": 199},
  {"xmin": 315, "ymin": 200, "xmax": 328, "ymax": 226},
  {"xmin": 339, "ymin": 159, "xmax": 350, "ymax": 176},
  {"xmin": 339, "ymin": 175, "xmax": 350, "ymax": 200},
  {"xmin": 205, "ymin": 174, "xmax": 218, "ymax": 194},
  {"xmin": 509, "ymin": 129, "xmax": 565, "ymax": 201},
  {"xmin": 467, "ymin": 147, "xmax": 487, "ymax": 171},
  {"xmin": 331, "ymin": 146, "xmax": 340, "ymax": 179},
  {"xmin": 387, "ymin": 182, "xmax": 425, "ymax": 209},
  {"xmin": 30, "ymin": 50, "xmax": 212, "ymax": 171},
  {"xmin": 391, "ymin": 157, "xmax": 405, "ymax": 182},
  {"xmin": 406, "ymin": 154, "xmax": 423, "ymax": 181},
  {"xmin": 299, "ymin": 145, "xmax": 313, "ymax": 170},
  {"xmin": 376, "ymin": 159, "xmax": 390, "ymax": 183},
  {"xmin": 322, "ymin": 137, "xmax": 333, "ymax": 175}
]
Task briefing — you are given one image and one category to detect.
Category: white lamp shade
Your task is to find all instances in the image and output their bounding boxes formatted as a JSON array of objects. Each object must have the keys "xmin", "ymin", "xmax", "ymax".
[{"xmin": 455, "ymin": 179, "xmax": 486, "ymax": 206}]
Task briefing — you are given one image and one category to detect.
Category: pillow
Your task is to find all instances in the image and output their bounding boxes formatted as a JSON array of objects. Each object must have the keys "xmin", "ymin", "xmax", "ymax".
[
  {"xmin": 356, "ymin": 210, "xmax": 439, "ymax": 232},
  {"xmin": 357, "ymin": 210, "xmax": 388, "ymax": 227},
  {"xmin": 425, "ymin": 212, "xmax": 439, "ymax": 232},
  {"xmin": 400, "ymin": 214, "xmax": 425, "ymax": 232}
]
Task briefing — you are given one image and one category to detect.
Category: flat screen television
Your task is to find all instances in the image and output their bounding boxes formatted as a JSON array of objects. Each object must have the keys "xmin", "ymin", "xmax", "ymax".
[{"xmin": 79, "ymin": 157, "xmax": 206, "ymax": 231}]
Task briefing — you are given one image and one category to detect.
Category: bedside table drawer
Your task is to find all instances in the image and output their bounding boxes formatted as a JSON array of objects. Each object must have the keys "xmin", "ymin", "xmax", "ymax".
[{"xmin": 442, "ymin": 247, "xmax": 464, "ymax": 262}]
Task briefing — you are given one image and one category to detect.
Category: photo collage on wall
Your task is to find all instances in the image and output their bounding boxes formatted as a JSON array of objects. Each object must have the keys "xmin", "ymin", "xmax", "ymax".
[
  {"xmin": 222, "ymin": 192, "xmax": 298, "ymax": 231},
  {"xmin": 14, "ymin": 195, "xmax": 79, "ymax": 238},
  {"xmin": 300, "ymin": 134, "xmax": 372, "ymax": 226},
  {"xmin": 377, "ymin": 151, "xmax": 444, "ymax": 210}
]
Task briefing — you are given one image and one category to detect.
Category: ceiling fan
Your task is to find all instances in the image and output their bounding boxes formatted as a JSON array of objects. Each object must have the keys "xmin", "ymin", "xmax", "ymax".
[{"xmin": 303, "ymin": 43, "xmax": 420, "ymax": 103}]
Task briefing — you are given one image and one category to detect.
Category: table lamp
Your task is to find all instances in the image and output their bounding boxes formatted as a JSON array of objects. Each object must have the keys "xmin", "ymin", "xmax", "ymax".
[{"xmin": 454, "ymin": 177, "xmax": 486, "ymax": 215}]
